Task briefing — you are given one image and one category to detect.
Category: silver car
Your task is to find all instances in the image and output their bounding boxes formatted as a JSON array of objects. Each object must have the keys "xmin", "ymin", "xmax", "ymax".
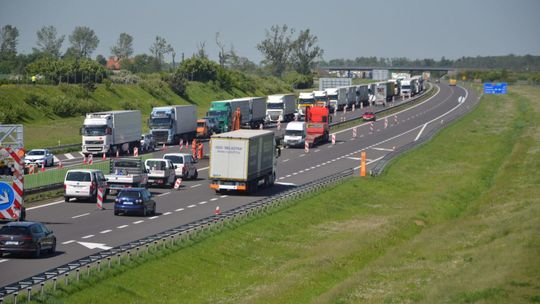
[{"xmin": 25, "ymin": 149, "xmax": 55, "ymax": 167}]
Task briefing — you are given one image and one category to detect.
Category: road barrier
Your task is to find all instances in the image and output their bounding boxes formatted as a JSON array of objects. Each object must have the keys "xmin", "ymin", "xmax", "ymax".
[{"xmin": 0, "ymin": 168, "xmax": 353, "ymax": 302}]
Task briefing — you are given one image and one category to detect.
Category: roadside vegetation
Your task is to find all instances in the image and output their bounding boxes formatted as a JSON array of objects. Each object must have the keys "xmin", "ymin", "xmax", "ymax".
[{"xmin": 39, "ymin": 84, "xmax": 540, "ymax": 303}]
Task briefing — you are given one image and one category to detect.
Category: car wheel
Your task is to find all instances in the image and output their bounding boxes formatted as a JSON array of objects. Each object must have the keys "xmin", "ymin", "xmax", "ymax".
[
  {"xmin": 34, "ymin": 244, "xmax": 41, "ymax": 258},
  {"xmin": 50, "ymin": 240, "xmax": 56, "ymax": 254},
  {"xmin": 64, "ymin": 196, "xmax": 70, "ymax": 203},
  {"xmin": 152, "ymin": 204, "xmax": 156, "ymax": 215},
  {"xmin": 114, "ymin": 210, "xmax": 119, "ymax": 216}
]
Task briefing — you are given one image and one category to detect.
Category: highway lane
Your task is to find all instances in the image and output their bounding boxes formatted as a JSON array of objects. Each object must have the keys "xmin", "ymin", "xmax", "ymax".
[{"xmin": 0, "ymin": 83, "xmax": 478, "ymax": 287}]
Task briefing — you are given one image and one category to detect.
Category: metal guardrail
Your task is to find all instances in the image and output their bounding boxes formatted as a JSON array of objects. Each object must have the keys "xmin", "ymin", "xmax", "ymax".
[
  {"xmin": 371, "ymin": 84, "xmax": 479, "ymax": 176},
  {"xmin": 0, "ymin": 168, "xmax": 353, "ymax": 302}
]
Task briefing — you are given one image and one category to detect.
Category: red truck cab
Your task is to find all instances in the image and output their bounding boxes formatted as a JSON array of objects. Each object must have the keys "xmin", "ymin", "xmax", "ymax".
[{"xmin": 305, "ymin": 106, "xmax": 330, "ymax": 147}]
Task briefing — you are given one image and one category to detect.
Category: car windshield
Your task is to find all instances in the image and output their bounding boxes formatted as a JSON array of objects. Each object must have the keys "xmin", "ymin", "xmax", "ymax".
[
  {"xmin": 0, "ymin": 226, "xmax": 30, "ymax": 235},
  {"xmin": 118, "ymin": 191, "xmax": 141, "ymax": 198},
  {"xmin": 267, "ymin": 103, "xmax": 283, "ymax": 109},
  {"xmin": 83, "ymin": 125, "xmax": 107, "ymax": 136},
  {"xmin": 286, "ymin": 130, "xmax": 303, "ymax": 136},
  {"xmin": 164, "ymin": 155, "xmax": 183, "ymax": 164},
  {"xmin": 147, "ymin": 160, "xmax": 166, "ymax": 170},
  {"xmin": 66, "ymin": 171, "xmax": 91, "ymax": 181},
  {"xmin": 27, "ymin": 150, "xmax": 45, "ymax": 156}
]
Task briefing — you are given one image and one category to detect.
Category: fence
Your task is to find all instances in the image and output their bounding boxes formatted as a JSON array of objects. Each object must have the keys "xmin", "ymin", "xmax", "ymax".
[{"xmin": 0, "ymin": 168, "xmax": 353, "ymax": 303}]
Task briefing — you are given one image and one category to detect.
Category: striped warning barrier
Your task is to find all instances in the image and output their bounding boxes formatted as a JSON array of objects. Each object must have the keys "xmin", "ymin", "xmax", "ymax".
[
  {"xmin": 97, "ymin": 188, "xmax": 104, "ymax": 210},
  {"xmin": 0, "ymin": 147, "xmax": 24, "ymax": 220}
]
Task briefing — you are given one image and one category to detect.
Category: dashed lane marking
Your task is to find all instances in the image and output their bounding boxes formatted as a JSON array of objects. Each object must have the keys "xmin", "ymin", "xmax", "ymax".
[
  {"xmin": 117, "ymin": 225, "xmax": 128, "ymax": 229},
  {"xmin": 62, "ymin": 240, "xmax": 76, "ymax": 245},
  {"xmin": 210, "ymin": 198, "xmax": 218, "ymax": 201},
  {"xmin": 220, "ymin": 195, "xmax": 228, "ymax": 198},
  {"xmin": 0, "ymin": 259, "xmax": 8, "ymax": 264},
  {"xmin": 100, "ymin": 229, "xmax": 112, "ymax": 234},
  {"xmin": 163, "ymin": 212, "xmax": 172, "ymax": 215},
  {"xmin": 157, "ymin": 192, "xmax": 170, "ymax": 197},
  {"xmin": 81, "ymin": 234, "xmax": 94, "ymax": 239},
  {"xmin": 133, "ymin": 220, "xmax": 144, "ymax": 224},
  {"xmin": 282, "ymin": 159, "xmax": 290, "ymax": 162},
  {"xmin": 175, "ymin": 208, "xmax": 184, "ymax": 212},
  {"xmin": 371, "ymin": 147, "xmax": 394, "ymax": 152},
  {"xmin": 188, "ymin": 204, "xmax": 196, "ymax": 208},
  {"xmin": 299, "ymin": 154, "xmax": 306, "ymax": 157},
  {"xmin": 198, "ymin": 201, "xmax": 207, "ymax": 205},
  {"xmin": 149, "ymin": 216, "xmax": 159, "ymax": 219},
  {"xmin": 72, "ymin": 213, "xmax": 90, "ymax": 219},
  {"xmin": 190, "ymin": 184, "xmax": 202, "ymax": 188}
]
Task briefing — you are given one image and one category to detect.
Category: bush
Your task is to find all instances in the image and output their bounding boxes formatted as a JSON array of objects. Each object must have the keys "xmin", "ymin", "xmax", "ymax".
[
  {"xmin": 138, "ymin": 79, "xmax": 171, "ymax": 101},
  {"xmin": 24, "ymin": 93, "xmax": 49, "ymax": 109},
  {"xmin": 163, "ymin": 72, "xmax": 187, "ymax": 96},
  {"xmin": 284, "ymin": 71, "xmax": 313, "ymax": 89},
  {"xmin": 109, "ymin": 70, "xmax": 140, "ymax": 84},
  {"xmin": 103, "ymin": 78, "xmax": 113, "ymax": 91},
  {"xmin": 177, "ymin": 57, "xmax": 218, "ymax": 82},
  {"xmin": 120, "ymin": 100, "xmax": 138, "ymax": 110},
  {"xmin": 0, "ymin": 97, "xmax": 25, "ymax": 123},
  {"xmin": 50, "ymin": 96, "xmax": 78, "ymax": 117}
]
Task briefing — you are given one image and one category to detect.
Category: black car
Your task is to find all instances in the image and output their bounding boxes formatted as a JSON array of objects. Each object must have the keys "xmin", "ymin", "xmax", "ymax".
[
  {"xmin": 114, "ymin": 188, "xmax": 156, "ymax": 216},
  {"xmin": 0, "ymin": 222, "xmax": 56, "ymax": 258}
]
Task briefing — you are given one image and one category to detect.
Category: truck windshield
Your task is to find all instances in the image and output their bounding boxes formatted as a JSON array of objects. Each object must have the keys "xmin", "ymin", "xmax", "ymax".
[
  {"xmin": 207, "ymin": 110, "xmax": 227, "ymax": 117},
  {"xmin": 315, "ymin": 97, "xmax": 328, "ymax": 102},
  {"xmin": 83, "ymin": 125, "xmax": 107, "ymax": 136},
  {"xmin": 401, "ymin": 85, "xmax": 411, "ymax": 90},
  {"xmin": 197, "ymin": 121, "xmax": 206, "ymax": 127},
  {"xmin": 298, "ymin": 98, "xmax": 314, "ymax": 105},
  {"xmin": 285, "ymin": 130, "xmax": 304, "ymax": 136},
  {"xmin": 267, "ymin": 103, "xmax": 283, "ymax": 109},
  {"xmin": 149, "ymin": 118, "xmax": 171, "ymax": 127},
  {"xmin": 327, "ymin": 95, "xmax": 338, "ymax": 101}
]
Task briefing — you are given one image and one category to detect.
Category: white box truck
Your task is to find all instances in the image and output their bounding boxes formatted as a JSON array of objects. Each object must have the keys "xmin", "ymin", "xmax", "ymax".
[
  {"xmin": 266, "ymin": 94, "xmax": 296, "ymax": 122},
  {"xmin": 209, "ymin": 130, "xmax": 279, "ymax": 194},
  {"xmin": 148, "ymin": 105, "xmax": 197, "ymax": 144},
  {"xmin": 82, "ymin": 110, "xmax": 141, "ymax": 156}
]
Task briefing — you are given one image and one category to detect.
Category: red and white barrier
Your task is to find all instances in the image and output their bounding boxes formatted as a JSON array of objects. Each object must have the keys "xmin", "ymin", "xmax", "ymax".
[
  {"xmin": 332, "ymin": 134, "xmax": 336, "ymax": 145},
  {"xmin": 40, "ymin": 162, "xmax": 45, "ymax": 172},
  {"xmin": 384, "ymin": 117, "xmax": 388, "ymax": 129},
  {"xmin": 0, "ymin": 147, "xmax": 24, "ymax": 221},
  {"xmin": 277, "ymin": 120, "xmax": 281, "ymax": 131},
  {"xmin": 259, "ymin": 123, "xmax": 264, "ymax": 130},
  {"xmin": 162, "ymin": 143, "xmax": 167, "ymax": 151},
  {"xmin": 116, "ymin": 149, "xmax": 120, "ymax": 158},
  {"xmin": 88, "ymin": 154, "xmax": 93, "ymax": 165},
  {"xmin": 83, "ymin": 156, "xmax": 87, "ymax": 164},
  {"xmin": 370, "ymin": 122, "xmax": 374, "ymax": 133},
  {"xmin": 102, "ymin": 153, "xmax": 106, "ymax": 160},
  {"xmin": 28, "ymin": 165, "xmax": 35, "ymax": 174},
  {"xmin": 394, "ymin": 114, "xmax": 398, "ymax": 124},
  {"xmin": 58, "ymin": 160, "xmax": 63, "ymax": 169},
  {"xmin": 353, "ymin": 127, "xmax": 357, "ymax": 138},
  {"xmin": 97, "ymin": 188, "xmax": 104, "ymax": 210},
  {"xmin": 352, "ymin": 104, "xmax": 355, "ymax": 112},
  {"xmin": 304, "ymin": 141, "xmax": 309, "ymax": 153},
  {"xmin": 173, "ymin": 178, "xmax": 182, "ymax": 190},
  {"xmin": 179, "ymin": 139, "xmax": 184, "ymax": 150},
  {"xmin": 214, "ymin": 206, "xmax": 221, "ymax": 215},
  {"xmin": 133, "ymin": 147, "xmax": 139, "ymax": 157}
]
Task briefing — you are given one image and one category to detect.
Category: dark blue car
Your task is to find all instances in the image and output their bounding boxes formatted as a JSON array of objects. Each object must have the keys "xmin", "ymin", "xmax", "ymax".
[{"xmin": 114, "ymin": 188, "xmax": 156, "ymax": 216}]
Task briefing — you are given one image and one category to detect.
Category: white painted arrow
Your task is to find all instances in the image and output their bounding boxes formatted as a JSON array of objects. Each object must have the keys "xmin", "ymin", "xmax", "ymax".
[
  {"xmin": 77, "ymin": 241, "xmax": 112, "ymax": 250},
  {"xmin": 0, "ymin": 190, "xmax": 9, "ymax": 204}
]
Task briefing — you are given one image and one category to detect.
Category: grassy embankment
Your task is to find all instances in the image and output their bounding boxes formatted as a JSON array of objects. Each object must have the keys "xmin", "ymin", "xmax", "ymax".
[
  {"xmin": 0, "ymin": 77, "xmax": 291, "ymax": 149},
  {"xmin": 35, "ymin": 85, "xmax": 540, "ymax": 303}
]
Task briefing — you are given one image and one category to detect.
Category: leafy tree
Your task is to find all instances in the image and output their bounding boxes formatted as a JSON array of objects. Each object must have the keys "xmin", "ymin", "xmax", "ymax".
[
  {"xmin": 121, "ymin": 54, "xmax": 157, "ymax": 73},
  {"xmin": 34, "ymin": 25, "xmax": 64, "ymax": 57},
  {"xmin": 164, "ymin": 70, "xmax": 187, "ymax": 96},
  {"xmin": 96, "ymin": 54, "xmax": 107, "ymax": 66},
  {"xmin": 195, "ymin": 41, "xmax": 208, "ymax": 59},
  {"xmin": 111, "ymin": 32, "xmax": 133, "ymax": 59},
  {"xmin": 257, "ymin": 24, "xmax": 294, "ymax": 77},
  {"xmin": 177, "ymin": 57, "xmax": 218, "ymax": 82},
  {"xmin": 149, "ymin": 36, "xmax": 173, "ymax": 71},
  {"xmin": 0, "ymin": 24, "xmax": 19, "ymax": 56},
  {"xmin": 228, "ymin": 47, "xmax": 258, "ymax": 73},
  {"xmin": 290, "ymin": 29, "xmax": 323, "ymax": 75},
  {"xmin": 68, "ymin": 26, "xmax": 99, "ymax": 58}
]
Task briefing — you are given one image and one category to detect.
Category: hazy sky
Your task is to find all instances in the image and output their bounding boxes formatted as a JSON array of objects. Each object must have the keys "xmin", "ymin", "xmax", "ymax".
[{"xmin": 1, "ymin": 0, "xmax": 539, "ymax": 63}]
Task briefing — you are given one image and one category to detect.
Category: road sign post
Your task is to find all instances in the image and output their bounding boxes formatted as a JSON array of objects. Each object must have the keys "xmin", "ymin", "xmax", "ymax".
[{"xmin": 483, "ymin": 82, "xmax": 508, "ymax": 95}]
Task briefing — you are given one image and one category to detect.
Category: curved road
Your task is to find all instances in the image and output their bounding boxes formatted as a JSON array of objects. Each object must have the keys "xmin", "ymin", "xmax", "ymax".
[{"xmin": 0, "ymin": 82, "xmax": 478, "ymax": 287}]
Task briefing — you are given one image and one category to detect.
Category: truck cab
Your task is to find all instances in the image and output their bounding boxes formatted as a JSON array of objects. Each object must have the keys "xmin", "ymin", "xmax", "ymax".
[
  {"xmin": 284, "ymin": 122, "xmax": 307, "ymax": 148},
  {"xmin": 313, "ymin": 91, "xmax": 329, "ymax": 108},
  {"xmin": 305, "ymin": 106, "xmax": 330, "ymax": 147},
  {"xmin": 325, "ymin": 88, "xmax": 338, "ymax": 112},
  {"xmin": 144, "ymin": 158, "xmax": 176, "ymax": 188},
  {"xmin": 297, "ymin": 92, "xmax": 315, "ymax": 118},
  {"xmin": 207, "ymin": 100, "xmax": 232, "ymax": 133}
]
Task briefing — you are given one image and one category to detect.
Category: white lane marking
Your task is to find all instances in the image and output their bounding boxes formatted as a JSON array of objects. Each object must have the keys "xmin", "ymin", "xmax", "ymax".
[
  {"xmin": 149, "ymin": 216, "xmax": 159, "ymax": 220},
  {"xmin": 282, "ymin": 159, "xmax": 290, "ymax": 162},
  {"xmin": 65, "ymin": 153, "xmax": 75, "ymax": 160},
  {"xmin": 133, "ymin": 220, "xmax": 144, "ymax": 224},
  {"xmin": 305, "ymin": 168, "xmax": 310, "ymax": 171},
  {"xmin": 210, "ymin": 198, "xmax": 218, "ymax": 201},
  {"xmin": 100, "ymin": 229, "xmax": 112, "ymax": 234},
  {"xmin": 353, "ymin": 156, "xmax": 386, "ymax": 169},
  {"xmin": 72, "ymin": 212, "xmax": 90, "ymax": 219},
  {"xmin": 415, "ymin": 123, "xmax": 428, "ymax": 141},
  {"xmin": 310, "ymin": 166, "xmax": 316, "ymax": 169},
  {"xmin": 292, "ymin": 172, "xmax": 298, "ymax": 175},
  {"xmin": 276, "ymin": 182, "xmax": 296, "ymax": 186},
  {"xmin": 220, "ymin": 195, "xmax": 228, "ymax": 198},
  {"xmin": 188, "ymin": 204, "xmax": 196, "ymax": 208},
  {"xmin": 163, "ymin": 212, "xmax": 172, "ymax": 215},
  {"xmin": 348, "ymin": 157, "xmax": 361, "ymax": 160},
  {"xmin": 299, "ymin": 154, "xmax": 306, "ymax": 157},
  {"xmin": 314, "ymin": 149, "xmax": 320, "ymax": 152},
  {"xmin": 81, "ymin": 234, "xmax": 94, "ymax": 239},
  {"xmin": 279, "ymin": 177, "xmax": 285, "ymax": 180},
  {"xmin": 62, "ymin": 240, "xmax": 76, "ymax": 245},
  {"xmin": 175, "ymin": 208, "xmax": 184, "ymax": 212},
  {"xmin": 316, "ymin": 164, "xmax": 321, "ymax": 167},
  {"xmin": 0, "ymin": 259, "xmax": 8, "ymax": 264},
  {"xmin": 157, "ymin": 192, "xmax": 170, "ymax": 197},
  {"xmin": 327, "ymin": 145, "xmax": 332, "ymax": 148},
  {"xmin": 198, "ymin": 201, "xmax": 207, "ymax": 205},
  {"xmin": 286, "ymin": 174, "xmax": 291, "ymax": 177},
  {"xmin": 198, "ymin": 166, "xmax": 209, "ymax": 171},
  {"xmin": 299, "ymin": 170, "xmax": 305, "ymax": 173},
  {"xmin": 78, "ymin": 152, "xmax": 85, "ymax": 157},
  {"xmin": 338, "ymin": 142, "xmax": 344, "ymax": 145},
  {"xmin": 190, "ymin": 184, "xmax": 202, "ymax": 188},
  {"xmin": 117, "ymin": 225, "xmax": 129, "ymax": 229},
  {"xmin": 27, "ymin": 200, "xmax": 64, "ymax": 211},
  {"xmin": 371, "ymin": 147, "xmax": 394, "ymax": 152}
]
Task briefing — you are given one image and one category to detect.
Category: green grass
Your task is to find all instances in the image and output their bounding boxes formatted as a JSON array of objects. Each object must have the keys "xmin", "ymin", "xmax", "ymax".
[
  {"xmin": 23, "ymin": 162, "xmax": 109, "ymax": 189},
  {"xmin": 1, "ymin": 77, "xmax": 291, "ymax": 149},
  {"xmin": 38, "ymin": 85, "xmax": 540, "ymax": 303}
]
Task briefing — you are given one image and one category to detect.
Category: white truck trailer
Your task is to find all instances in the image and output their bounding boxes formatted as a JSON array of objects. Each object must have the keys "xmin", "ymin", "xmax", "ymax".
[
  {"xmin": 148, "ymin": 105, "xmax": 197, "ymax": 144},
  {"xmin": 346, "ymin": 86, "xmax": 357, "ymax": 108},
  {"xmin": 232, "ymin": 97, "xmax": 267, "ymax": 129},
  {"xmin": 356, "ymin": 84, "xmax": 369, "ymax": 107},
  {"xmin": 82, "ymin": 110, "xmax": 141, "ymax": 156},
  {"xmin": 325, "ymin": 87, "xmax": 347, "ymax": 112},
  {"xmin": 209, "ymin": 130, "xmax": 279, "ymax": 194},
  {"xmin": 266, "ymin": 94, "xmax": 296, "ymax": 122}
]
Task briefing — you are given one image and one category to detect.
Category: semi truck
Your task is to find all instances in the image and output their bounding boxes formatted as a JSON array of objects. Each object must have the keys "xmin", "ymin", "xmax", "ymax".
[
  {"xmin": 325, "ymin": 87, "xmax": 347, "ymax": 112},
  {"xmin": 82, "ymin": 110, "xmax": 141, "ymax": 156},
  {"xmin": 346, "ymin": 86, "xmax": 357, "ymax": 109},
  {"xmin": 374, "ymin": 82, "xmax": 388, "ymax": 106},
  {"xmin": 207, "ymin": 99, "xmax": 250, "ymax": 133},
  {"xmin": 148, "ymin": 105, "xmax": 197, "ymax": 145},
  {"xmin": 297, "ymin": 92, "xmax": 315, "ymax": 118},
  {"xmin": 313, "ymin": 90, "xmax": 329, "ymax": 108},
  {"xmin": 356, "ymin": 84, "xmax": 369, "ymax": 106},
  {"xmin": 209, "ymin": 130, "xmax": 279, "ymax": 194},
  {"xmin": 400, "ymin": 79, "xmax": 412, "ymax": 96},
  {"xmin": 305, "ymin": 106, "xmax": 330, "ymax": 147},
  {"xmin": 266, "ymin": 94, "xmax": 296, "ymax": 122},
  {"xmin": 232, "ymin": 97, "xmax": 266, "ymax": 129}
]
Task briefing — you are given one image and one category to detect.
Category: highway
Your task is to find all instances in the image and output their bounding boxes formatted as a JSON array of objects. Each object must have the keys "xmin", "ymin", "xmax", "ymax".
[{"xmin": 0, "ymin": 82, "xmax": 478, "ymax": 288}]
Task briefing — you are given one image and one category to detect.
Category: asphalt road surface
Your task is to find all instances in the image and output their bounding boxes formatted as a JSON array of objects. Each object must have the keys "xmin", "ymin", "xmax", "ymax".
[{"xmin": 0, "ymin": 82, "xmax": 478, "ymax": 287}]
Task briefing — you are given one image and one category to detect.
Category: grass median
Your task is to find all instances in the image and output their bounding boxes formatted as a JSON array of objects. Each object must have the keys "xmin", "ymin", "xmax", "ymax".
[{"xmin": 42, "ymin": 85, "xmax": 540, "ymax": 303}]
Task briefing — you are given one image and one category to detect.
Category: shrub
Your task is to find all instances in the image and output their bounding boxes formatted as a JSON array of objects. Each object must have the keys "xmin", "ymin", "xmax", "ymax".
[
  {"xmin": 24, "ymin": 93, "xmax": 49, "ymax": 109},
  {"xmin": 163, "ymin": 72, "xmax": 187, "ymax": 96},
  {"xmin": 50, "ymin": 96, "xmax": 78, "ymax": 117},
  {"xmin": 284, "ymin": 71, "xmax": 313, "ymax": 89},
  {"xmin": 103, "ymin": 78, "xmax": 113, "ymax": 91}
]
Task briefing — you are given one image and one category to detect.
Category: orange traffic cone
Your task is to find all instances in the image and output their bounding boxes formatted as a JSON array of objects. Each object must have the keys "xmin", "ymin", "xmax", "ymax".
[
  {"xmin": 102, "ymin": 153, "xmax": 106, "ymax": 160},
  {"xmin": 58, "ymin": 160, "xmax": 63, "ymax": 169},
  {"xmin": 41, "ymin": 162, "xmax": 45, "ymax": 172},
  {"xmin": 214, "ymin": 206, "xmax": 221, "ymax": 215}
]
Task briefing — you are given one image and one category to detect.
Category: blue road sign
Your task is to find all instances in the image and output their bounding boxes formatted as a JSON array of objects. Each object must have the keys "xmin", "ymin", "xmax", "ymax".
[
  {"xmin": 0, "ymin": 181, "xmax": 15, "ymax": 211},
  {"xmin": 484, "ymin": 83, "xmax": 507, "ymax": 94}
]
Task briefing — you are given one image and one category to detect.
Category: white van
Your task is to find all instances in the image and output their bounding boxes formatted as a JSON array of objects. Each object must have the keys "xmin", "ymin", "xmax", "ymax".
[
  {"xmin": 284, "ymin": 121, "xmax": 307, "ymax": 148},
  {"xmin": 64, "ymin": 169, "xmax": 108, "ymax": 202}
]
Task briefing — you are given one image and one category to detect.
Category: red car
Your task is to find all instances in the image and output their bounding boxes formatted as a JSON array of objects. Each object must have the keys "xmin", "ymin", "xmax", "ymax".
[{"xmin": 362, "ymin": 112, "xmax": 376, "ymax": 121}]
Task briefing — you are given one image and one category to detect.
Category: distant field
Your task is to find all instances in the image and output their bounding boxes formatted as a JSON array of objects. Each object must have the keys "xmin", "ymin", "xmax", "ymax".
[{"xmin": 41, "ymin": 85, "xmax": 540, "ymax": 303}]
